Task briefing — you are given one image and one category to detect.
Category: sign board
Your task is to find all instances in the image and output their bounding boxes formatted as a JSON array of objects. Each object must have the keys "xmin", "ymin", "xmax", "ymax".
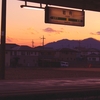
[{"xmin": 45, "ymin": 7, "xmax": 85, "ymax": 26}]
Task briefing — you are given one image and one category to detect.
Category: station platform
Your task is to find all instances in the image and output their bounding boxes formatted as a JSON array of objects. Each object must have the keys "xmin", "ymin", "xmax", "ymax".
[{"xmin": 0, "ymin": 78, "xmax": 100, "ymax": 100}]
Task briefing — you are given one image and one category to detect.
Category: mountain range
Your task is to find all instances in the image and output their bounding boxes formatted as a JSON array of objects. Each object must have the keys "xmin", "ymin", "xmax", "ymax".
[{"xmin": 44, "ymin": 38, "xmax": 100, "ymax": 49}]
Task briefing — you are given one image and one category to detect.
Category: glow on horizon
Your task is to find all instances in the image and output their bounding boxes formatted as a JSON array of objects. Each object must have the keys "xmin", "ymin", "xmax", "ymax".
[{"xmin": 1, "ymin": 0, "xmax": 100, "ymax": 47}]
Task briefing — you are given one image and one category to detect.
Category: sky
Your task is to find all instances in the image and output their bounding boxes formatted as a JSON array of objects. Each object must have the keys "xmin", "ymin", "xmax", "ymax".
[{"xmin": 1, "ymin": 0, "xmax": 100, "ymax": 47}]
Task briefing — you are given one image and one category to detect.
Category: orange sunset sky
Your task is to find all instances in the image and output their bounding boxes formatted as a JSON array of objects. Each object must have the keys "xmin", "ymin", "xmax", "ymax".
[{"xmin": 1, "ymin": 0, "xmax": 100, "ymax": 47}]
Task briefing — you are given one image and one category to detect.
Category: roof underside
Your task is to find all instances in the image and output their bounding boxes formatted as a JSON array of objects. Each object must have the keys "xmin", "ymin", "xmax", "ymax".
[{"xmin": 20, "ymin": 0, "xmax": 100, "ymax": 12}]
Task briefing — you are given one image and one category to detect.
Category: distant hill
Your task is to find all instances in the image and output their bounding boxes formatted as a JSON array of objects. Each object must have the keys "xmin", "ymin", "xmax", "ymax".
[{"xmin": 44, "ymin": 38, "xmax": 100, "ymax": 49}]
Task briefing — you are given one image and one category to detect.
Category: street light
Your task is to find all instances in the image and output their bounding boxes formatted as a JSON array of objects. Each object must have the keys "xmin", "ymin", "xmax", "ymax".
[
  {"xmin": 20, "ymin": 1, "xmax": 45, "ymax": 10},
  {"xmin": 0, "ymin": 0, "xmax": 7, "ymax": 79}
]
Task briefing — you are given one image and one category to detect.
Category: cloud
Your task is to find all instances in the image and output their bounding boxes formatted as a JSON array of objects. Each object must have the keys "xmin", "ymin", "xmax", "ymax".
[
  {"xmin": 90, "ymin": 31, "xmax": 100, "ymax": 35},
  {"xmin": 27, "ymin": 27, "xmax": 39, "ymax": 34},
  {"xmin": 43, "ymin": 27, "xmax": 63, "ymax": 34},
  {"xmin": 96, "ymin": 31, "xmax": 100, "ymax": 35},
  {"xmin": 90, "ymin": 32, "xmax": 95, "ymax": 35},
  {"xmin": 6, "ymin": 36, "xmax": 18, "ymax": 42},
  {"xmin": 6, "ymin": 37, "xmax": 13, "ymax": 42}
]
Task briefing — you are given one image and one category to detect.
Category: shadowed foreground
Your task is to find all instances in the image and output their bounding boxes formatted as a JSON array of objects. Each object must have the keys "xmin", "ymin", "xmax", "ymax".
[
  {"xmin": 0, "ymin": 68, "xmax": 100, "ymax": 100},
  {"xmin": 5, "ymin": 68, "xmax": 100, "ymax": 80}
]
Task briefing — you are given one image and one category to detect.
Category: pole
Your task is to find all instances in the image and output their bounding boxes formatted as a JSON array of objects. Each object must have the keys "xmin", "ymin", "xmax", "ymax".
[
  {"xmin": 0, "ymin": 0, "xmax": 7, "ymax": 79},
  {"xmin": 41, "ymin": 36, "xmax": 45, "ymax": 47}
]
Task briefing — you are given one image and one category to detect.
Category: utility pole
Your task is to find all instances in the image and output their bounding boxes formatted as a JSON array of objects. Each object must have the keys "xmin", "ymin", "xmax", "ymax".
[
  {"xmin": 32, "ymin": 40, "xmax": 34, "ymax": 48},
  {"xmin": 40, "ymin": 36, "xmax": 46, "ymax": 67},
  {"xmin": 41, "ymin": 36, "xmax": 45, "ymax": 47},
  {"xmin": 78, "ymin": 40, "xmax": 81, "ymax": 48},
  {"xmin": 0, "ymin": 0, "xmax": 7, "ymax": 79}
]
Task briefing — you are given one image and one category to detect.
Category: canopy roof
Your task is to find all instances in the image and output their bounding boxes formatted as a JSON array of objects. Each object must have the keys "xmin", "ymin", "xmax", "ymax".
[{"xmin": 20, "ymin": 0, "xmax": 100, "ymax": 12}]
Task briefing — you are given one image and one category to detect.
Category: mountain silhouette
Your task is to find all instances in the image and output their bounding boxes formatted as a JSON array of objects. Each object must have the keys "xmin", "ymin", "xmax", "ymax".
[{"xmin": 44, "ymin": 38, "xmax": 100, "ymax": 49}]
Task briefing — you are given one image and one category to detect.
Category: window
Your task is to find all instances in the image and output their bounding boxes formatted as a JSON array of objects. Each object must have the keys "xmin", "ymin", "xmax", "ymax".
[
  {"xmin": 92, "ymin": 57, "xmax": 96, "ymax": 61},
  {"xmin": 21, "ymin": 52, "xmax": 25, "ymax": 55},
  {"xmin": 14, "ymin": 51, "xmax": 17, "ymax": 56},
  {"xmin": 23, "ymin": 59, "xmax": 25, "ymax": 63},
  {"xmin": 10, "ymin": 51, "xmax": 13, "ymax": 56}
]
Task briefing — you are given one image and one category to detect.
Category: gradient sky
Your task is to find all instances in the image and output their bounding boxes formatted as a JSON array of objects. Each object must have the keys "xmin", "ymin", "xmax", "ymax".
[{"xmin": 0, "ymin": 0, "xmax": 100, "ymax": 47}]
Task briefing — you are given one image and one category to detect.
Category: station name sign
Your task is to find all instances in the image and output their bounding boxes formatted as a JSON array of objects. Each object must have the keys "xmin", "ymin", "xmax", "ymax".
[{"xmin": 45, "ymin": 7, "xmax": 85, "ymax": 26}]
